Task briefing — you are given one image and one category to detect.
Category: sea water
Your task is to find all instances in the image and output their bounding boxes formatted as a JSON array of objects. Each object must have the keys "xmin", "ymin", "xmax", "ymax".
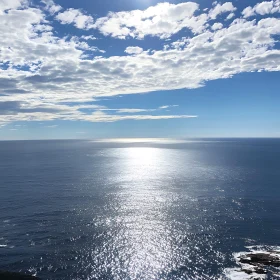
[{"xmin": 0, "ymin": 139, "xmax": 279, "ymax": 279}]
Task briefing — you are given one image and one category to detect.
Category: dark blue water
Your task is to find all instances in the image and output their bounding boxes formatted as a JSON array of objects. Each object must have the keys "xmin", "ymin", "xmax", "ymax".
[{"xmin": 0, "ymin": 139, "xmax": 279, "ymax": 279}]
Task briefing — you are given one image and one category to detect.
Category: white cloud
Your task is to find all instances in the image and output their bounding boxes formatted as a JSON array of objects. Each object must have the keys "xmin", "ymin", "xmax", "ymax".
[
  {"xmin": 0, "ymin": 0, "xmax": 26, "ymax": 14},
  {"xmin": 81, "ymin": 35, "xmax": 97, "ymax": 41},
  {"xmin": 242, "ymin": 0, "xmax": 280, "ymax": 18},
  {"xmin": 52, "ymin": 2, "xmax": 236, "ymax": 39},
  {"xmin": 56, "ymin": 8, "xmax": 94, "ymax": 29},
  {"xmin": 125, "ymin": 46, "xmax": 144, "ymax": 55},
  {"xmin": 0, "ymin": 100, "xmax": 190, "ymax": 124},
  {"xmin": 226, "ymin": 12, "xmax": 235, "ymax": 20},
  {"xmin": 208, "ymin": 2, "xmax": 236, "ymax": 19},
  {"xmin": 211, "ymin": 22, "xmax": 223, "ymax": 30},
  {"xmin": 69, "ymin": 36, "xmax": 105, "ymax": 53},
  {"xmin": 41, "ymin": 0, "xmax": 61, "ymax": 14},
  {"xmin": 77, "ymin": 2, "xmax": 236, "ymax": 39},
  {"xmin": 159, "ymin": 105, "xmax": 179, "ymax": 109},
  {"xmin": 242, "ymin": 7, "xmax": 255, "ymax": 18},
  {"xmin": 83, "ymin": 111, "xmax": 197, "ymax": 122},
  {"xmin": 91, "ymin": 105, "xmax": 179, "ymax": 114},
  {"xmin": 94, "ymin": 2, "xmax": 203, "ymax": 39},
  {"xmin": 255, "ymin": 1, "xmax": 274, "ymax": 15},
  {"xmin": 1, "ymin": 1, "xmax": 280, "ymax": 125}
]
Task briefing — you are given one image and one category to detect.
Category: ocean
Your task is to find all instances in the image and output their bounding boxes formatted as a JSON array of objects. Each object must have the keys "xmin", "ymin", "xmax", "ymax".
[{"xmin": 0, "ymin": 139, "xmax": 279, "ymax": 279}]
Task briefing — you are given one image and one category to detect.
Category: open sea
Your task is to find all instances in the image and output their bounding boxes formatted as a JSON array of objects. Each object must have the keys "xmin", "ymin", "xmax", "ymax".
[{"xmin": 0, "ymin": 138, "xmax": 279, "ymax": 280}]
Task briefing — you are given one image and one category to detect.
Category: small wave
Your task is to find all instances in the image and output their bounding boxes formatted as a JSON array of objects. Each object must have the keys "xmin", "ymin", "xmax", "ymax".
[
  {"xmin": 224, "ymin": 245, "xmax": 280, "ymax": 280},
  {"xmin": 224, "ymin": 267, "xmax": 267, "ymax": 280},
  {"xmin": 0, "ymin": 244, "xmax": 7, "ymax": 248}
]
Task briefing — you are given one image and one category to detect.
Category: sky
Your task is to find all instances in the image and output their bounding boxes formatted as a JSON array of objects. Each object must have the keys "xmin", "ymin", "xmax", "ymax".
[{"xmin": 0, "ymin": 0, "xmax": 280, "ymax": 140}]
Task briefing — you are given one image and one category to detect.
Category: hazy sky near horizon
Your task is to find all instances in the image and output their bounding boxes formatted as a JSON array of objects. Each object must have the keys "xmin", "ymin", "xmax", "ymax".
[{"xmin": 0, "ymin": 0, "xmax": 280, "ymax": 139}]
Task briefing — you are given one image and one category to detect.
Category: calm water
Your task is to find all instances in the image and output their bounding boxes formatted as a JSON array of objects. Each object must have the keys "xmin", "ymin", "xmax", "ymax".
[{"xmin": 0, "ymin": 139, "xmax": 279, "ymax": 279}]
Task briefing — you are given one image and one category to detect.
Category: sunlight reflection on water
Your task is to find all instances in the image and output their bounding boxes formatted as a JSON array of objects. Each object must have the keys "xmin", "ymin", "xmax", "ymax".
[
  {"xmin": 115, "ymin": 148, "xmax": 174, "ymax": 278},
  {"xmin": 92, "ymin": 147, "xmax": 196, "ymax": 279},
  {"xmin": 78, "ymin": 146, "xmax": 239, "ymax": 279}
]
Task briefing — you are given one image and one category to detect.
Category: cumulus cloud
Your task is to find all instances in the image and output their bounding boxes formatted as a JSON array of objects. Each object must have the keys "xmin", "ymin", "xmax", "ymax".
[
  {"xmin": 66, "ymin": 2, "xmax": 236, "ymax": 39},
  {"xmin": 208, "ymin": 2, "xmax": 236, "ymax": 19},
  {"xmin": 211, "ymin": 22, "xmax": 223, "ymax": 30},
  {"xmin": 1, "ymin": 1, "xmax": 280, "ymax": 125},
  {"xmin": 93, "ymin": 2, "xmax": 203, "ymax": 39},
  {"xmin": 0, "ymin": 0, "xmax": 26, "ymax": 13},
  {"xmin": 56, "ymin": 8, "xmax": 94, "ymax": 29},
  {"xmin": 125, "ymin": 46, "xmax": 144, "ymax": 55},
  {"xmin": 41, "ymin": 0, "xmax": 61, "ymax": 14},
  {"xmin": 242, "ymin": 0, "xmax": 280, "ymax": 18}
]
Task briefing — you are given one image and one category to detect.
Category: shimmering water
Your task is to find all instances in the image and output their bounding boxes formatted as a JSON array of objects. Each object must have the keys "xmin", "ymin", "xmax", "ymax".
[{"xmin": 0, "ymin": 139, "xmax": 279, "ymax": 279}]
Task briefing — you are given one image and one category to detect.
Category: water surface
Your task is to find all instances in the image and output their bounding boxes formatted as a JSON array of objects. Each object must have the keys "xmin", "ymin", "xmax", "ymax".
[{"xmin": 0, "ymin": 139, "xmax": 279, "ymax": 279}]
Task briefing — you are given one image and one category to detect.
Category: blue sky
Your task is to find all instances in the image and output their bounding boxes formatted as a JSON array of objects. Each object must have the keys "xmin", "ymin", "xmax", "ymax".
[{"xmin": 0, "ymin": 0, "xmax": 280, "ymax": 139}]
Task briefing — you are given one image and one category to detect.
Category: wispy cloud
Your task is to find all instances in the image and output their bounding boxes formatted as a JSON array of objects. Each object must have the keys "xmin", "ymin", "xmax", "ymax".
[
  {"xmin": 97, "ymin": 105, "xmax": 178, "ymax": 113},
  {"xmin": 85, "ymin": 111, "xmax": 197, "ymax": 122},
  {"xmin": 159, "ymin": 105, "xmax": 179, "ymax": 109}
]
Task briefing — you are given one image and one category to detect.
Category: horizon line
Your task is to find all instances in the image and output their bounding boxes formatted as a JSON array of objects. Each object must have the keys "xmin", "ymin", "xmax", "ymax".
[{"xmin": 1, "ymin": 137, "xmax": 280, "ymax": 142}]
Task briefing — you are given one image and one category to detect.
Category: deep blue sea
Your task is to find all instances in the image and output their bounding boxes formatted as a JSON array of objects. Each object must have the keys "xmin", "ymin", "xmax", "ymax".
[{"xmin": 0, "ymin": 139, "xmax": 279, "ymax": 280}]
